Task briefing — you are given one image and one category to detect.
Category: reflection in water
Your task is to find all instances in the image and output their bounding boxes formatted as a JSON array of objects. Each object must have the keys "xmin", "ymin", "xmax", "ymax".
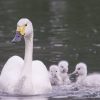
[
  {"xmin": 0, "ymin": 96, "xmax": 48, "ymax": 100},
  {"xmin": 48, "ymin": 0, "xmax": 68, "ymax": 63}
]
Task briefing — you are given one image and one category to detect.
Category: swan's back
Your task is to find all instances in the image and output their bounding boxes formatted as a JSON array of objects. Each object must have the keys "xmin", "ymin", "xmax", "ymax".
[
  {"xmin": 32, "ymin": 60, "xmax": 52, "ymax": 94},
  {"xmin": 0, "ymin": 56, "xmax": 24, "ymax": 93}
]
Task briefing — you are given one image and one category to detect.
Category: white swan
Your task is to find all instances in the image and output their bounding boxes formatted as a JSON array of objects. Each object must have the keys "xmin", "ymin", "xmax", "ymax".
[
  {"xmin": 49, "ymin": 65, "xmax": 62, "ymax": 86},
  {"xmin": 0, "ymin": 18, "xmax": 52, "ymax": 95},
  {"xmin": 71, "ymin": 62, "xmax": 100, "ymax": 87},
  {"xmin": 58, "ymin": 60, "xmax": 70, "ymax": 85}
]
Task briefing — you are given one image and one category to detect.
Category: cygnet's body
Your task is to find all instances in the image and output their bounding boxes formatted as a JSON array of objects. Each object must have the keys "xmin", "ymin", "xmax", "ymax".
[
  {"xmin": 58, "ymin": 60, "xmax": 70, "ymax": 85},
  {"xmin": 85, "ymin": 73, "xmax": 100, "ymax": 87},
  {"xmin": 49, "ymin": 65, "xmax": 62, "ymax": 86},
  {"xmin": 71, "ymin": 62, "xmax": 100, "ymax": 87}
]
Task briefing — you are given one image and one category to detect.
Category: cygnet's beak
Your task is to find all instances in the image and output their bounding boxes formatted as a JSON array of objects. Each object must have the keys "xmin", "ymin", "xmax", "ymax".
[
  {"xmin": 69, "ymin": 71, "xmax": 79, "ymax": 82},
  {"xmin": 62, "ymin": 69, "xmax": 66, "ymax": 73},
  {"xmin": 12, "ymin": 26, "xmax": 25, "ymax": 43},
  {"xmin": 72, "ymin": 71, "xmax": 79, "ymax": 76}
]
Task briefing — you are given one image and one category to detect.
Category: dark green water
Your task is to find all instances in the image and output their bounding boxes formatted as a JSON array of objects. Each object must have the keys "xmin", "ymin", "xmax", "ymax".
[{"xmin": 0, "ymin": 0, "xmax": 100, "ymax": 99}]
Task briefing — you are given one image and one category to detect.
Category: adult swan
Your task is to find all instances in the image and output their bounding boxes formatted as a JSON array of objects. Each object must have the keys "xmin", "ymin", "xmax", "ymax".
[{"xmin": 0, "ymin": 18, "xmax": 52, "ymax": 95}]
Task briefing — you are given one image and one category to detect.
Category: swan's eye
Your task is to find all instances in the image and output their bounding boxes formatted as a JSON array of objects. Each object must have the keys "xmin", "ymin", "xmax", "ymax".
[{"xmin": 25, "ymin": 24, "xmax": 27, "ymax": 26}]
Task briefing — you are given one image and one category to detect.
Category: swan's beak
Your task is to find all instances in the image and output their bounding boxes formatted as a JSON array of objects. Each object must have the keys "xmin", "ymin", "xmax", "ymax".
[
  {"xmin": 12, "ymin": 31, "xmax": 22, "ymax": 43},
  {"xmin": 16, "ymin": 26, "xmax": 25, "ymax": 36},
  {"xmin": 12, "ymin": 26, "xmax": 25, "ymax": 43}
]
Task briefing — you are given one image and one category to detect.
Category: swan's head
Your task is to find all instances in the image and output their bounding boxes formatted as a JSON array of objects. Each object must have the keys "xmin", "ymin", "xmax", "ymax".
[
  {"xmin": 49, "ymin": 65, "xmax": 60, "ymax": 77},
  {"xmin": 12, "ymin": 18, "xmax": 33, "ymax": 42},
  {"xmin": 58, "ymin": 60, "xmax": 69, "ymax": 73},
  {"xmin": 70, "ymin": 62, "xmax": 87, "ymax": 82}
]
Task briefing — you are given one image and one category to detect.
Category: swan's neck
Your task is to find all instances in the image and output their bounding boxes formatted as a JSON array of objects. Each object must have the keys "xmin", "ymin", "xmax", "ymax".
[{"xmin": 23, "ymin": 33, "xmax": 33, "ymax": 73}]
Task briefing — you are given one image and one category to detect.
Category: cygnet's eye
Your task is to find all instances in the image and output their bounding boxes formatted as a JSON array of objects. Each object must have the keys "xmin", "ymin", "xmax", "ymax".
[
  {"xmin": 25, "ymin": 24, "xmax": 27, "ymax": 26},
  {"xmin": 56, "ymin": 71, "xmax": 57, "ymax": 72},
  {"xmin": 77, "ymin": 68, "xmax": 80, "ymax": 70},
  {"xmin": 61, "ymin": 66, "xmax": 63, "ymax": 68}
]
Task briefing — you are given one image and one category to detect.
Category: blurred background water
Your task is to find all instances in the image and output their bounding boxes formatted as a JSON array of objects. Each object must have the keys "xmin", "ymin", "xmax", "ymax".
[{"xmin": 0, "ymin": 0, "xmax": 100, "ymax": 99}]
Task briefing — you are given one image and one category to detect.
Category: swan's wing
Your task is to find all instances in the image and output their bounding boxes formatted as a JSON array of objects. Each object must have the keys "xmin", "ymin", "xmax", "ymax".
[
  {"xmin": 0, "ymin": 55, "xmax": 24, "ymax": 93},
  {"xmin": 32, "ymin": 60, "xmax": 52, "ymax": 94}
]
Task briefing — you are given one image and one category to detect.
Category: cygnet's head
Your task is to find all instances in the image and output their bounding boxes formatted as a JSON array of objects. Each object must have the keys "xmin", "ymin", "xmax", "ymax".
[
  {"xmin": 71, "ymin": 63, "xmax": 87, "ymax": 77},
  {"xmin": 12, "ymin": 18, "xmax": 33, "ymax": 42},
  {"xmin": 58, "ymin": 60, "xmax": 69, "ymax": 73},
  {"xmin": 74, "ymin": 63, "xmax": 87, "ymax": 76},
  {"xmin": 70, "ymin": 62, "xmax": 87, "ymax": 82},
  {"xmin": 49, "ymin": 65, "xmax": 60, "ymax": 77}
]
